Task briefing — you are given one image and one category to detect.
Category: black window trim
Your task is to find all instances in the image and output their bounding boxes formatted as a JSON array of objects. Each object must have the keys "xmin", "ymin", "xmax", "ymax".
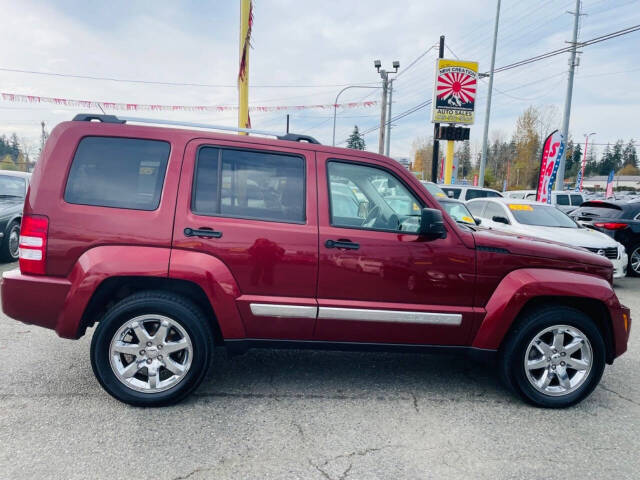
[
  {"xmin": 326, "ymin": 158, "xmax": 426, "ymax": 235},
  {"xmin": 191, "ymin": 144, "xmax": 307, "ymax": 225},
  {"xmin": 63, "ymin": 135, "xmax": 171, "ymax": 212}
]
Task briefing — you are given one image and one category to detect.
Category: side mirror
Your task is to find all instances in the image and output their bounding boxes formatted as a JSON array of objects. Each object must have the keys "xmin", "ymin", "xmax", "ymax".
[
  {"xmin": 475, "ymin": 218, "xmax": 482, "ymax": 225},
  {"xmin": 492, "ymin": 216, "xmax": 509, "ymax": 225},
  {"xmin": 418, "ymin": 208, "xmax": 447, "ymax": 239}
]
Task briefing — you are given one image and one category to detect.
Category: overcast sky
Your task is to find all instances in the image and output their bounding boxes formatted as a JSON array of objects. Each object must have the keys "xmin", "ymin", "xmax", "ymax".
[{"xmin": 0, "ymin": 0, "xmax": 638, "ymax": 161}]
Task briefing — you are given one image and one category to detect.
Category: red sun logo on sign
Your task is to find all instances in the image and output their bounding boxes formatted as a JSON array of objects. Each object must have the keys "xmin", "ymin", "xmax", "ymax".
[{"xmin": 436, "ymin": 72, "xmax": 476, "ymax": 106}]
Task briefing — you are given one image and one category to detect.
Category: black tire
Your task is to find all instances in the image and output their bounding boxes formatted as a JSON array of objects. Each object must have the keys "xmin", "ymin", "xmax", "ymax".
[
  {"xmin": 499, "ymin": 306, "xmax": 606, "ymax": 408},
  {"xmin": 627, "ymin": 243, "xmax": 640, "ymax": 277},
  {"xmin": 90, "ymin": 291, "xmax": 214, "ymax": 407},
  {"xmin": 0, "ymin": 220, "xmax": 20, "ymax": 262}
]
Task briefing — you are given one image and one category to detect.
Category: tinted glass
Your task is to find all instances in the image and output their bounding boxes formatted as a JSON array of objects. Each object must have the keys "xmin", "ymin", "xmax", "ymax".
[
  {"xmin": 65, "ymin": 137, "xmax": 170, "ymax": 210},
  {"xmin": 556, "ymin": 194, "xmax": 570, "ymax": 205},
  {"xmin": 193, "ymin": 147, "xmax": 305, "ymax": 223},
  {"xmin": 328, "ymin": 161, "xmax": 421, "ymax": 233},
  {"xmin": 509, "ymin": 204, "xmax": 577, "ymax": 227},
  {"xmin": 467, "ymin": 201, "xmax": 486, "ymax": 217},
  {"xmin": 442, "ymin": 187, "xmax": 461, "ymax": 199},
  {"xmin": 466, "ymin": 189, "xmax": 488, "ymax": 200},
  {"xmin": 484, "ymin": 202, "xmax": 508, "ymax": 222},
  {"xmin": 570, "ymin": 194, "xmax": 583, "ymax": 205},
  {"xmin": 571, "ymin": 206, "xmax": 622, "ymax": 220},
  {"xmin": 0, "ymin": 175, "xmax": 25, "ymax": 198},
  {"xmin": 485, "ymin": 190, "xmax": 502, "ymax": 198}
]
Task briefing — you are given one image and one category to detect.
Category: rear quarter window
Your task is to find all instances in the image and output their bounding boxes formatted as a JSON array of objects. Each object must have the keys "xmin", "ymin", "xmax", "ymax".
[{"xmin": 65, "ymin": 137, "xmax": 170, "ymax": 211}]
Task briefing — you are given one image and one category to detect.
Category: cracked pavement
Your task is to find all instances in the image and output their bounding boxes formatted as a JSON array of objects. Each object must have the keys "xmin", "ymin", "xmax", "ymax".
[{"xmin": 1, "ymin": 260, "xmax": 639, "ymax": 479}]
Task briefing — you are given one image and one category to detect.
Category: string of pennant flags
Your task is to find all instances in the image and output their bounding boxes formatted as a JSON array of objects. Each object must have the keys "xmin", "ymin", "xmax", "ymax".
[{"xmin": 0, "ymin": 92, "xmax": 377, "ymax": 112}]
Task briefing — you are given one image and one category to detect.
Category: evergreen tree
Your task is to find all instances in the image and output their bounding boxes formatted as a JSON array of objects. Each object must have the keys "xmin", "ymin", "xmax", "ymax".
[
  {"xmin": 346, "ymin": 126, "xmax": 365, "ymax": 150},
  {"xmin": 622, "ymin": 140, "xmax": 638, "ymax": 168},
  {"xmin": 458, "ymin": 141, "xmax": 472, "ymax": 178}
]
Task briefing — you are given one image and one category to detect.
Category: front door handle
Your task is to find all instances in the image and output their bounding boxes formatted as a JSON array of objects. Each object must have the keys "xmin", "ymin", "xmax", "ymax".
[
  {"xmin": 184, "ymin": 227, "xmax": 223, "ymax": 239},
  {"xmin": 325, "ymin": 239, "xmax": 360, "ymax": 250}
]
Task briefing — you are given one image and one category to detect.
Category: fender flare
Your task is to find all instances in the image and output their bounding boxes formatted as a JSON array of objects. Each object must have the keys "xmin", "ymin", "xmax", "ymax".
[
  {"xmin": 57, "ymin": 245, "xmax": 172, "ymax": 338},
  {"xmin": 471, "ymin": 268, "xmax": 617, "ymax": 351},
  {"xmin": 169, "ymin": 249, "xmax": 245, "ymax": 339}
]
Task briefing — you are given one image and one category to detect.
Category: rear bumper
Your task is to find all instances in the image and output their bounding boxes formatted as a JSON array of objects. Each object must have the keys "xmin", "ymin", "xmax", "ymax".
[{"xmin": 1, "ymin": 269, "xmax": 74, "ymax": 337}]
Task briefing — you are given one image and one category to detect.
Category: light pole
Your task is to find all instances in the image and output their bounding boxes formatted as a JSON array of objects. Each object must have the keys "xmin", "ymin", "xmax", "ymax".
[
  {"xmin": 579, "ymin": 132, "xmax": 596, "ymax": 192},
  {"xmin": 374, "ymin": 60, "xmax": 399, "ymax": 154},
  {"xmin": 332, "ymin": 85, "xmax": 380, "ymax": 146}
]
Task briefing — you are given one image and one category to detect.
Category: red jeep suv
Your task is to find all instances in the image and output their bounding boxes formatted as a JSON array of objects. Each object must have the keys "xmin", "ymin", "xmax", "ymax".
[{"xmin": 1, "ymin": 114, "xmax": 631, "ymax": 407}]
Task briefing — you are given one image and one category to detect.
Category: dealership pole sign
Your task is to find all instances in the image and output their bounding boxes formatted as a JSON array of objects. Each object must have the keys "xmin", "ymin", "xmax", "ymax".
[
  {"xmin": 431, "ymin": 59, "xmax": 478, "ymax": 125},
  {"xmin": 536, "ymin": 130, "xmax": 565, "ymax": 204}
]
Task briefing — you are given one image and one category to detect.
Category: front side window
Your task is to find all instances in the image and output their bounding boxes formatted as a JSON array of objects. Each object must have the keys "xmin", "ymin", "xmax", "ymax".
[
  {"xmin": 484, "ymin": 202, "xmax": 509, "ymax": 222},
  {"xmin": 193, "ymin": 147, "xmax": 305, "ymax": 223},
  {"xmin": 442, "ymin": 187, "xmax": 461, "ymax": 199},
  {"xmin": 467, "ymin": 201, "xmax": 486, "ymax": 217},
  {"xmin": 328, "ymin": 161, "xmax": 421, "ymax": 233},
  {"xmin": 556, "ymin": 194, "xmax": 570, "ymax": 205},
  {"xmin": 65, "ymin": 137, "xmax": 170, "ymax": 210}
]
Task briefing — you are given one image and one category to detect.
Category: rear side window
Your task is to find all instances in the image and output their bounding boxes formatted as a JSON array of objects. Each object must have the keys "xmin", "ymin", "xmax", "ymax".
[
  {"xmin": 193, "ymin": 147, "xmax": 305, "ymax": 223},
  {"xmin": 466, "ymin": 189, "xmax": 487, "ymax": 200},
  {"xmin": 65, "ymin": 137, "xmax": 170, "ymax": 211},
  {"xmin": 570, "ymin": 194, "xmax": 583, "ymax": 205}
]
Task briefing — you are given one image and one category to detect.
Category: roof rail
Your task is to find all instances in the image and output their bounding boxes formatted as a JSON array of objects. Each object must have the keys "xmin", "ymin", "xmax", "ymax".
[{"xmin": 71, "ymin": 113, "xmax": 321, "ymax": 144}]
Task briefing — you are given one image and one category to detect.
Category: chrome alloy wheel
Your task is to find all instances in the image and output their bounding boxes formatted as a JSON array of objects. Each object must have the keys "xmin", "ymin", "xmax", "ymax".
[
  {"xmin": 109, "ymin": 314, "xmax": 193, "ymax": 393},
  {"xmin": 524, "ymin": 325, "xmax": 593, "ymax": 397},
  {"xmin": 9, "ymin": 224, "xmax": 20, "ymax": 259},
  {"xmin": 631, "ymin": 247, "xmax": 640, "ymax": 275}
]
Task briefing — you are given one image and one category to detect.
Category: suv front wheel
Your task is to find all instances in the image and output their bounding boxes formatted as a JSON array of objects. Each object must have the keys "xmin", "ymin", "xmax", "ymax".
[
  {"xmin": 91, "ymin": 291, "xmax": 214, "ymax": 406},
  {"xmin": 500, "ymin": 306, "xmax": 606, "ymax": 408}
]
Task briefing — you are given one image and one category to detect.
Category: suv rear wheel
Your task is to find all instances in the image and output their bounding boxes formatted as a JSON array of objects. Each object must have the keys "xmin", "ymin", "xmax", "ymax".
[
  {"xmin": 628, "ymin": 243, "xmax": 640, "ymax": 277},
  {"xmin": 500, "ymin": 306, "xmax": 605, "ymax": 408},
  {"xmin": 90, "ymin": 291, "xmax": 214, "ymax": 406}
]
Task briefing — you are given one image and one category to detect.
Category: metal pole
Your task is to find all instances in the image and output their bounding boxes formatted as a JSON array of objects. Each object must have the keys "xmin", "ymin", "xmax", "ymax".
[
  {"xmin": 479, "ymin": 0, "xmax": 501, "ymax": 187},
  {"xmin": 332, "ymin": 85, "xmax": 380, "ymax": 146},
  {"xmin": 431, "ymin": 36, "xmax": 445, "ymax": 183},
  {"xmin": 286, "ymin": 114, "xmax": 290, "ymax": 133},
  {"xmin": 556, "ymin": 0, "xmax": 581, "ymax": 190},
  {"xmin": 238, "ymin": 0, "xmax": 251, "ymax": 134},
  {"xmin": 580, "ymin": 132, "xmax": 595, "ymax": 191},
  {"xmin": 378, "ymin": 71, "xmax": 388, "ymax": 154},
  {"xmin": 384, "ymin": 79, "xmax": 393, "ymax": 157}
]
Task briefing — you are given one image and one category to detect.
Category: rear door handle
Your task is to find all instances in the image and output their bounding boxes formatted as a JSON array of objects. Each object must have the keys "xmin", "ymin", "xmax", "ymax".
[
  {"xmin": 184, "ymin": 227, "xmax": 223, "ymax": 239},
  {"xmin": 325, "ymin": 239, "xmax": 359, "ymax": 250}
]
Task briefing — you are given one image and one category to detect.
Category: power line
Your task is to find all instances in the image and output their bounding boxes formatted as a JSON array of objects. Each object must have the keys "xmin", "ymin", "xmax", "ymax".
[{"xmin": 0, "ymin": 66, "xmax": 376, "ymax": 89}]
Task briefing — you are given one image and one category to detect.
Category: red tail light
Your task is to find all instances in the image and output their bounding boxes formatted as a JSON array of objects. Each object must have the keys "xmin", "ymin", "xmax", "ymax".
[
  {"xmin": 593, "ymin": 222, "xmax": 628, "ymax": 230},
  {"xmin": 18, "ymin": 215, "xmax": 48, "ymax": 275}
]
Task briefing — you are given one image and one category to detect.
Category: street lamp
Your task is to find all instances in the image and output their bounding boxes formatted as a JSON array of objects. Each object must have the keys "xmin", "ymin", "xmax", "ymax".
[{"xmin": 331, "ymin": 85, "xmax": 381, "ymax": 146}]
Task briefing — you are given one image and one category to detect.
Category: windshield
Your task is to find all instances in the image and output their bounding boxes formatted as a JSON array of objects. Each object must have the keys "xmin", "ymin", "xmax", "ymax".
[
  {"xmin": 441, "ymin": 201, "xmax": 476, "ymax": 225},
  {"xmin": 0, "ymin": 175, "xmax": 26, "ymax": 198},
  {"xmin": 421, "ymin": 181, "xmax": 447, "ymax": 198},
  {"xmin": 508, "ymin": 203, "xmax": 577, "ymax": 228}
]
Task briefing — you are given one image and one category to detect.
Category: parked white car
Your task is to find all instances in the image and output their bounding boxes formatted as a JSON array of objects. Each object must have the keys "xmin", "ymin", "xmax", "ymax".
[
  {"xmin": 503, "ymin": 189, "xmax": 586, "ymax": 214},
  {"xmin": 441, "ymin": 186, "xmax": 503, "ymax": 201},
  {"xmin": 467, "ymin": 198, "xmax": 628, "ymax": 278}
]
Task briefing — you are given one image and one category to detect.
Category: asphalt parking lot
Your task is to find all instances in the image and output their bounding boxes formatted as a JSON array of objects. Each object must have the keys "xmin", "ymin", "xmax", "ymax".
[{"xmin": 0, "ymin": 261, "xmax": 638, "ymax": 480}]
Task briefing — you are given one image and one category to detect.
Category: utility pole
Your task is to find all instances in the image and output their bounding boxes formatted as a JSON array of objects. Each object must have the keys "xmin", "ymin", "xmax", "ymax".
[
  {"xmin": 556, "ymin": 0, "xmax": 581, "ymax": 190},
  {"xmin": 384, "ymin": 79, "xmax": 394, "ymax": 157},
  {"xmin": 374, "ymin": 60, "xmax": 399, "ymax": 155},
  {"xmin": 431, "ymin": 36, "xmax": 445, "ymax": 182},
  {"xmin": 286, "ymin": 114, "xmax": 290, "ymax": 133},
  {"xmin": 479, "ymin": 0, "xmax": 501, "ymax": 187}
]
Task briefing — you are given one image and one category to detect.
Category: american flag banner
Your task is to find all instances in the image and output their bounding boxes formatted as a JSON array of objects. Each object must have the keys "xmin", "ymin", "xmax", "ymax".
[{"xmin": 605, "ymin": 170, "xmax": 615, "ymax": 199}]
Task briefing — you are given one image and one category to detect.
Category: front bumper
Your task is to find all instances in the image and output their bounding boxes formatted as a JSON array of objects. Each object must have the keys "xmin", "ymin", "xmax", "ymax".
[{"xmin": 612, "ymin": 252, "xmax": 628, "ymax": 279}]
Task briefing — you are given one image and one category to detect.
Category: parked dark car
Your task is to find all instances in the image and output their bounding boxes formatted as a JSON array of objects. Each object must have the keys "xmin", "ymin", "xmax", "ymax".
[
  {"xmin": 0, "ymin": 170, "xmax": 30, "ymax": 261},
  {"xmin": 570, "ymin": 200, "xmax": 640, "ymax": 276}
]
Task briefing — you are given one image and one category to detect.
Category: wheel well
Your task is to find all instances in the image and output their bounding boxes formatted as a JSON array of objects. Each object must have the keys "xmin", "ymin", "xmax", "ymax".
[
  {"xmin": 510, "ymin": 296, "xmax": 616, "ymax": 364},
  {"xmin": 79, "ymin": 276, "xmax": 223, "ymax": 344}
]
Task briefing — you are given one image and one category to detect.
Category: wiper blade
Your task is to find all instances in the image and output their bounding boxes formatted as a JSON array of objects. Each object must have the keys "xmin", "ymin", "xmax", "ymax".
[{"xmin": 0, "ymin": 194, "xmax": 23, "ymax": 198}]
